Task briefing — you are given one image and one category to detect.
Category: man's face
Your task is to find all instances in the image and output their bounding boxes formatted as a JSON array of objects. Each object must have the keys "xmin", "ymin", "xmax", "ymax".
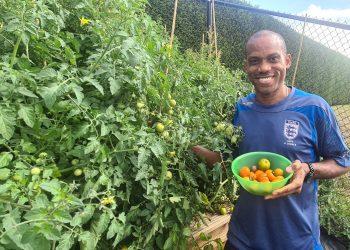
[{"xmin": 244, "ymin": 35, "xmax": 291, "ymax": 97}]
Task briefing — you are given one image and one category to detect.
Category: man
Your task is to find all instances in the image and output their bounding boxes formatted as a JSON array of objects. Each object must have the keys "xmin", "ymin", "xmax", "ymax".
[{"xmin": 192, "ymin": 30, "xmax": 350, "ymax": 249}]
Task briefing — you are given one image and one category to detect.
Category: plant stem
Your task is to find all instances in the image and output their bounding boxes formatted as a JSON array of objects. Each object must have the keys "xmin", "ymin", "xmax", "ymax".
[{"xmin": 209, "ymin": 179, "xmax": 228, "ymax": 204}]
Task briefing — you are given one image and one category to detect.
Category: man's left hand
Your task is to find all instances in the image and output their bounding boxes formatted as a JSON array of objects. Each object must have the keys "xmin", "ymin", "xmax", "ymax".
[{"xmin": 265, "ymin": 160, "xmax": 307, "ymax": 200}]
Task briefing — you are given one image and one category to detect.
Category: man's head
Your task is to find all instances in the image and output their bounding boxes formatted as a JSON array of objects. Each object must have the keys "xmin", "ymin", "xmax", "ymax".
[{"xmin": 244, "ymin": 30, "xmax": 291, "ymax": 100}]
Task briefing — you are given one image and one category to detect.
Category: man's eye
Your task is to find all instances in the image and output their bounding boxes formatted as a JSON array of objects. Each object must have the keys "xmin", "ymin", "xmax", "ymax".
[
  {"xmin": 269, "ymin": 57, "xmax": 279, "ymax": 62},
  {"xmin": 249, "ymin": 60, "xmax": 259, "ymax": 65}
]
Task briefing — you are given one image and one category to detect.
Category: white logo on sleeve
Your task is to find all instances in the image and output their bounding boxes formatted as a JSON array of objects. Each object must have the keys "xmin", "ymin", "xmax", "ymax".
[{"xmin": 284, "ymin": 120, "xmax": 299, "ymax": 140}]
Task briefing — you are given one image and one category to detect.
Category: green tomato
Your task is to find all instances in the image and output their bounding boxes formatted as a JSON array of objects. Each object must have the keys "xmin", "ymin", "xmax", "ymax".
[
  {"xmin": 31, "ymin": 167, "xmax": 41, "ymax": 175},
  {"xmin": 169, "ymin": 99, "xmax": 176, "ymax": 108},
  {"xmin": 35, "ymin": 158, "xmax": 44, "ymax": 165},
  {"xmin": 71, "ymin": 159, "xmax": 79, "ymax": 166},
  {"xmin": 155, "ymin": 123, "xmax": 165, "ymax": 133},
  {"xmin": 167, "ymin": 109, "xmax": 174, "ymax": 115},
  {"xmin": 74, "ymin": 168, "xmax": 83, "ymax": 177},
  {"xmin": 219, "ymin": 206, "xmax": 227, "ymax": 215},
  {"xmin": 136, "ymin": 101, "xmax": 145, "ymax": 109},
  {"xmin": 165, "ymin": 170, "xmax": 173, "ymax": 180},
  {"xmin": 162, "ymin": 131, "xmax": 170, "ymax": 140},
  {"xmin": 39, "ymin": 152, "xmax": 48, "ymax": 159},
  {"xmin": 164, "ymin": 119, "xmax": 173, "ymax": 126},
  {"xmin": 225, "ymin": 125, "xmax": 234, "ymax": 137},
  {"xmin": 215, "ymin": 123, "xmax": 226, "ymax": 132},
  {"xmin": 12, "ymin": 174, "xmax": 23, "ymax": 182},
  {"xmin": 231, "ymin": 135, "xmax": 238, "ymax": 145}
]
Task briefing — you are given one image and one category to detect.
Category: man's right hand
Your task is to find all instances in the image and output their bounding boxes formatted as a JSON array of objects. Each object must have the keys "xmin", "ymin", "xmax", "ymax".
[{"xmin": 191, "ymin": 145, "xmax": 222, "ymax": 167}]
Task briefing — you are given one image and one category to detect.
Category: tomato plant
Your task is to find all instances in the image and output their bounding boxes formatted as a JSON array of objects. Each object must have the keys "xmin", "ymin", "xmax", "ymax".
[{"xmin": 0, "ymin": 0, "xmax": 250, "ymax": 249}]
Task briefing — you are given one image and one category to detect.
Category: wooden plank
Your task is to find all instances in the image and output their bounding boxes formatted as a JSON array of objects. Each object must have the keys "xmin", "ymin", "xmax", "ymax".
[{"xmin": 190, "ymin": 214, "xmax": 231, "ymax": 249}]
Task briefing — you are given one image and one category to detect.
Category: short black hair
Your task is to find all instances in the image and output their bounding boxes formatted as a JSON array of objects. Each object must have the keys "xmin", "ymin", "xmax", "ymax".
[{"xmin": 246, "ymin": 30, "xmax": 287, "ymax": 55}]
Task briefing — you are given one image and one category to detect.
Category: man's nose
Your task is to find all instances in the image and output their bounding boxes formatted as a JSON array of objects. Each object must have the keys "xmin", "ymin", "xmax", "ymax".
[{"xmin": 258, "ymin": 60, "xmax": 271, "ymax": 72}]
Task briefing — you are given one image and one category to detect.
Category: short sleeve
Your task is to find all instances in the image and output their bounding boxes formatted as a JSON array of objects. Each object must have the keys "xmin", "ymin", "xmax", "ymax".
[{"xmin": 315, "ymin": 103, "xmax": 350, "ymax": 167}]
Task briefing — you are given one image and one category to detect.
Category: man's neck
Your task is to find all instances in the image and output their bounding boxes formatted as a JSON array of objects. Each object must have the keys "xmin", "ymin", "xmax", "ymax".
[{"xmin": 255, "ymin": 85, "xmax": 290, "ymax": 105}]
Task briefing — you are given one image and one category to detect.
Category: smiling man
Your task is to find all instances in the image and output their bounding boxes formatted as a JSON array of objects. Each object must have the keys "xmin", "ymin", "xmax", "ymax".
[{"xmin": 192, "ymin": 30, "xmax": 350, "ymax": 250}]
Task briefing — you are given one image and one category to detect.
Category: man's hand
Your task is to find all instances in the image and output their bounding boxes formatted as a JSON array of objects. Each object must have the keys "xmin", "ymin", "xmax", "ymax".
[
  {"xmin": 265, "ymin": 160, "xmax": 307, "ymax": 200},
  {"xmin": 191, "ymin": 145, "xmax": 222, "ymax": 167}
]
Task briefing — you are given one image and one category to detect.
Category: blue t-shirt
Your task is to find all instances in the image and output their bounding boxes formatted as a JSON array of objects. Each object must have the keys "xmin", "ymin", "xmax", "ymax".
[{"xmin": 227, "ymin": 87, "xmax": 350, "ymax": 250}]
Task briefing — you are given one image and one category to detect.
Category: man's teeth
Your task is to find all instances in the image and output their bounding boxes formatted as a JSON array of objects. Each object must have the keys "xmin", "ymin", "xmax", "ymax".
[{"xmin": 258, "ymin": 76, "xmax": 273, "ymax": 79}]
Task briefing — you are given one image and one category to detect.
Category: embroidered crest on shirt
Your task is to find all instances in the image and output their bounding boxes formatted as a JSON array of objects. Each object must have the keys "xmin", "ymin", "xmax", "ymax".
[{"xmin": 284, "ymin": 120, "xmax": 299, "ymax": 140}]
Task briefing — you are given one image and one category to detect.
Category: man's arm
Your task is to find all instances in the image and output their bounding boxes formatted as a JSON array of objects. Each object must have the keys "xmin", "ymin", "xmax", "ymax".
[
  {"xmin": 191, "ymin": 145, "xmax": 222, "ymax": 167},
  {"xmin": 265, "ymin": 159, "xmax": 350, "ymax": 200},
  {"xmin": 303, "ymin": 159, "xmax": 350, "ymax": 179}
]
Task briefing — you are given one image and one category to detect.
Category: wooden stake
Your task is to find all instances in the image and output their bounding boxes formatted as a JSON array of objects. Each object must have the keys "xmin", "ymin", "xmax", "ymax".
[
  {"xmin": 292, "ymin": 14, "xmax": 307, "ymax": 86},
  {"xmin": 212, "ymin": 0, "xmax": 218, "ymax": 58},
  {"xmin": 169, "ymin": 0, "xmax": 179, "ymax": 48}
]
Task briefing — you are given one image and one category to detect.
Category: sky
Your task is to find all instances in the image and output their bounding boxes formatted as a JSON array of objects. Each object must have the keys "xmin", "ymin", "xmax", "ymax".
[
  {"xmin": 245, "ymin": 0, "xmax": 350, "ymax": 58},
  {"xmin": 247, "ymin": 0, "xmax": 350, "ymax": 19}
]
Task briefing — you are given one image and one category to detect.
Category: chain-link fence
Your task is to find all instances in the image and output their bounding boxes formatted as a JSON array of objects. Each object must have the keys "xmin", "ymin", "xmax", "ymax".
[{"xmin": 207, "ymin": 0, "xmax": 350, "ymax": 146}]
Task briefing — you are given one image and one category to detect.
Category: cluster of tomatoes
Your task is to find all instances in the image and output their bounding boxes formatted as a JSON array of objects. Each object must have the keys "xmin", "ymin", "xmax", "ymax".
[{"xmin": 239, "ymin": 158, "xmax": 285, "ymax": 183}]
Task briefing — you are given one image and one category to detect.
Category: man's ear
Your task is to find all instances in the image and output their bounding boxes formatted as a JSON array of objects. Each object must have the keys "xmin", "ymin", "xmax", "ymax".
[{"xmin": 285, "ymin": 54, "xmax": 292, "ymax": 69}]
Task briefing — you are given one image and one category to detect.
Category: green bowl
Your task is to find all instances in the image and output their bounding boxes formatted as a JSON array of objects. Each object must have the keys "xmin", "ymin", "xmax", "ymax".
[{"xmin": 231, "ymin": 151, "xmax": 293, "ymax": 196}]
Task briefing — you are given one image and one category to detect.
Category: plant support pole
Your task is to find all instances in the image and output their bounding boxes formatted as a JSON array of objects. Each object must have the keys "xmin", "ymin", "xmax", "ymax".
[
  {"xmin": 212, "ymin": 0, "xmax": 218, "ymax": 58},
  {"xmin": 169, "ymin": 0, "xmax": 179, "ymax": 48},
  {"xmin": 207, "ymin": 0, "xmax": 212, "ymax": 43},
  {"xmin": 292, "ymin": 14, "xmax": 307, "ymax": 86}
]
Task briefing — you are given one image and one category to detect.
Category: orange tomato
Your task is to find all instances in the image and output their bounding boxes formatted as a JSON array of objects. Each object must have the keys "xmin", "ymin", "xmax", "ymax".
[
  {"xmin": 239, "ymin": 166, "xmax": 251, "ymax": 178},
  {"xmin": 267, "ymin": 172, "xmax": 276, "ymax": 182},
  {"xmin": 272, "ymin": 176, "xmax": 285, "ymax": 182},
  {"xmin": 274, "ymin": 168, "xmax": 284, "ymax": 177}
]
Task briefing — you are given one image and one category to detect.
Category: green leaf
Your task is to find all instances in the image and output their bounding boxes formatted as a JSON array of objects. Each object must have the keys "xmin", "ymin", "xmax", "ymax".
[
  {"xmin": 38, "ymin": 86, "xmax": 59, "ymax": 108},
  {"xmin": 183, "ymin": 227, "xmax": 191, "ymax": 237},
  {"xmin": 82, "ymin": 76, "xmax": 104, "ymax": 95},
  {"xmin": 24, "ymin": 208, "xmax": 47, "ymax": 221},
  {"xmin": 20, "ymin": 140, "xmax": 37, "ymax": 153},
  {"xmin": 175, "ymin": 208, "xmax": 185, "ymax": 224},
  {"xmin": 91, "ymin": 212, "xmax": 110, "ymax": 235},
  {"xmin": 32, "ymin": 194, "xmax": 50, "ymax": 208},
  {"xmin": 0, "ymin": 182, "xmax": 11, "ymax": 194},
  {"xmin": 109, "ymin": 77, "xmax": 121, "ymax": 95},
  {"xmin": 0, "ymin": 109, "xmax": 15, "ymax": 140},
  {"xmin": 0, "ymin": 168, "xmax": 10, "ymax": 179},
  {"xmin": 84, "ymin": 137, "xmax": 100, "ymax": 154},
  {"xmin": 163, "ymin": 236, "xmax": 173, "ymax": 250},
  {"xmin": 40, "ymin": 179, "xmax": 61, "ymax": 195},
  {"xmin": 17, "ymin": 87, "xmax": 38, "ymax": 98},
  {"xmin": 18, "ymin": 105, "xmax": 35, "ymax": 128},
  {"xmin": 169, "ymin": 196, "xmax": 181, "ymax": 203},
  {"xmin": 71, "ymin": 205, "xmax": 95, "ymax": 227},
  {"xmin": 56, "ymin": 232, "xmax": 75, "ymax": 250},
  {"xmin": 199, "ymin": 232, "xmax": 209, "ymax": 241},
  {"xmin": 0, "ymin": 152, "xmax": 13, "ymax": 168},
  {"xmin": 150, "ymin": 141, "xmax": 165, "ymax": 158},
  {"xmin": 37, "ymin": 68, "xmax": 57, "ymax": 80},
  {"xmin": 79, "ymin": 231, "xmax": 98, "ymax": 250},
  {"xmin": 137, "ymin": 147, "xmax": 150, "ymax": 167},
  {"xmin": 38, "ymin": 222, "xmax": 60, "ymax": 241},
  {"xmin": 100, "ymin": 123, "xmax": 110, "ymax": 136},
  {"xmin": 65, "ymin": 46, "xmax": 76, "ymax": 65},
  {"xmin": 53, "ymin": 210, "xmax": 73, "ymax": 223},
  {"xmin": 71, "ymin": 84, "xmax": 84, "ymax": 104}
]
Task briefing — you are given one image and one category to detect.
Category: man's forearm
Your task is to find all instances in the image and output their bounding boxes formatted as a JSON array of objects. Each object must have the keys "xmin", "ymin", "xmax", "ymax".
[
  {"xmin": 301, "ymin": 159, "xmax": 350, "ymax": 179},
  {"xmin": 192, "ymin": 146, "xmax": 222, "ymax": 167}
]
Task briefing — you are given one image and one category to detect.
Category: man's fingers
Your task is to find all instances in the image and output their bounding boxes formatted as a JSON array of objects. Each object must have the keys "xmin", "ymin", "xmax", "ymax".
[{"xmin": 286, "ymin": 160, "xmax": 302, "ymax": 173}]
